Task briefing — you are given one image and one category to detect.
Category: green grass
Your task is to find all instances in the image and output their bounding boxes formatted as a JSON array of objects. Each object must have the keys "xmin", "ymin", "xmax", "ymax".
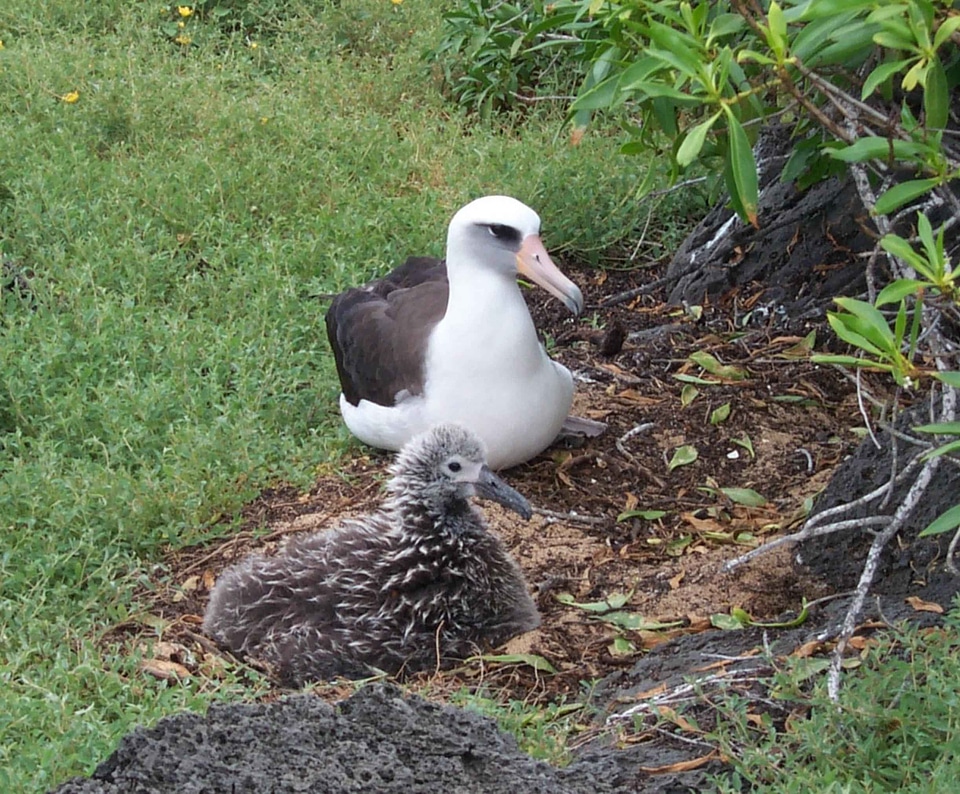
[
  {"xmin": 711, "ymin": 603, "xmax": 960, "ymax": 793},
  {"xmin": 12, "ymin": 4, "xmax": 953, "ymax": 792},
  {"xmin": 0, "ymin": 1, "xmax": 654, "ymax": 790},
  {"xmin": 450, "ymin": 687, "xmax": 588, "ymax": 765}
]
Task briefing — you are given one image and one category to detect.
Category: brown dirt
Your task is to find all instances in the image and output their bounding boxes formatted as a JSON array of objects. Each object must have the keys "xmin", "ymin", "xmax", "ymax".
[{"xmin": 114, "ymin": 264, "xmax": 874, "ymax": 708}]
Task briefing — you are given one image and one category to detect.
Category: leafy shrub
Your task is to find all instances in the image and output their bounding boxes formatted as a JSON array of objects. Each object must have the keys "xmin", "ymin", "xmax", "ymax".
[{"xmin": 426, "ymin": 0, "xmax": 607, "ymax": 118}]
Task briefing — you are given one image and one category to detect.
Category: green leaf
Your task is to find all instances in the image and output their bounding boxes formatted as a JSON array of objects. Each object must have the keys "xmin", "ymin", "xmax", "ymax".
[
  {"xmin": 862, "ymin": 58, "xmax": 913, "ymax": 99},
  {"xmin": 646, "ymin": 23, "xmax": 703, "ymax": 76},
  {"xmin": 801, "ymin": 0, "xmax": 876, "ymax": 20},
  {"xmin": 880, "ymin": 234, "xmax": 928, "ymax": 273},
  {"xmin": 826, "ymin": 315, "xmax": 885, "ymax": 357},
  {"xmin": 934, "ymin": 16, "xmax": 960, "ymax": 50},
  {"xmin": 571, "ymin": 73, "xmax": 622, "ymax": 112},
  {"xmin": 723, "ymin": 109, "xmax": 759, "ymax": 227},
  {"xmin": 720, "ymin": 487, "xmax": 767, "ymax": 507},
  {"xmin": 680, "ymin": 383, "xmax": 699, "ymax": 406},
  {"xmin": 673, "ymin": 373, "xmax": 719, "ymax": 385},
  {"xmin": 922, "ymin": 439, "xmax": 960, "ymax": 460},
  {"xmin": 473, "ymin": 653, "xmax": 557, "ymax": 674},
  {"xmin": 597, "ymin": 612, "xmax": 685, "ymax": 631},
  {"xmin": 617, "ymin": 509, "xmax": 667, "ymax": 522},
  {"xmin": 768, "ymin": 1, "xmax": 787, "ymax": 45},
  {"xmin": 874, "ymin": 178, "xmax": 940, "ymax": 215},
  {"xmin": 924, "ymin": 56, "xmax": 948, "ymax": 131},
  {"xmin": 918, "ymin": 503, "xmax": 960, "ymax": 537},
  {"xmin": 710, "ymin": 402, "xmax": 731, "ymax": 425},
  {"xmin": 806, "ymin": 23, "xmax": 879, "ymax": 67},
  {"xmin": 689, "ymin": 350, "xmax": 747, "ymax": 380},
  {"xmin": 609, "ymin": 636, "xmax": 637, "ymax": 657},
  {"xmin": 914, "ymin": 422, "xmax": 960, "ymax": 435},
  {"xmin": 556, "ymin": 592, "xmax": 633, "ymax": 612},
  {"xmin": 710, "ymin": 612, "xmax": 747, "ymax": 630},
  {"xmin": 668, "ymin": 445, "xmax": 699, "ymax": 471},
  {"xmin": 916, "ymin": 211, "xmax": 938, "ymax": 262},
  {"xmin": 827, "ymin": 136, "xmax": 927, "ymax": 162},
  {"xmin": 876, "ymin": 279, "xmax": 923, "ymax": 306},
  {"xmin": 933, "ymin": 371, "xmax": 960, "ymax": 387},
  {"xmin": 873, "ymin": 30, "xmax": 919, "ymax": 52},
  {"xmin": 732, "ymin": 433, "xmax": 755, "ymax": 457},
  {"xmin": 833, "ymin": 297, "xmax": 896, "ymax": 346},
  {"xmin": 677, "ymin": 111, "xmax": 721, "ymax": 167}
]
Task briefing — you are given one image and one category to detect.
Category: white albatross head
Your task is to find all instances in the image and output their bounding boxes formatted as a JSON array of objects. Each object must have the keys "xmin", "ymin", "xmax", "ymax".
[{"xmin": 445, "ymin": 195, "xmax": 584, "ymax": 315}]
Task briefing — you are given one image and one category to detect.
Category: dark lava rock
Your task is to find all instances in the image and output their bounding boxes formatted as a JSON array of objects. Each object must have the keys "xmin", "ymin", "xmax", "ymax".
[
  {"xmin": 799, "ymin": 401, "xmax": 960, "ymax": 610},
  {"xmin": 50, "ymin": 684, "xmax": 648, "ymax": 794}
]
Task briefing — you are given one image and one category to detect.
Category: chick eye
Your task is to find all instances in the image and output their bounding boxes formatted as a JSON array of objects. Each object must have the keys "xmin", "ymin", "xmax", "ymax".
[{"xmin": 448, "ymin": 461, "xmax": 462, "ymax": 473}]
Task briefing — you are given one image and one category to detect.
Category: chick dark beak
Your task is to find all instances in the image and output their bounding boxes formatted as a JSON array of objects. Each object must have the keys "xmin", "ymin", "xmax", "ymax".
[{"xmin": 473, "ymin": 465, "xmax": 533, "ymax": 520}]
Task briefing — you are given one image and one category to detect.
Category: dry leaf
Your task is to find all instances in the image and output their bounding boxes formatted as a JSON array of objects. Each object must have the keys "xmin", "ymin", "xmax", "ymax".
[
  {"xmin": 656, "ymin": 706, "xmax": 703, "ymax": 734},
  {"xmin": 151, "ymin": 641, "xmax": 182, "ymax": 661},
  {"xmin": 614, "ymin": 389, "xmax": 661, "ymax": 406},
  {"xmin": 684, "ymin": 616, "xmax": 713, "ymax": 632},
  {"xmin": 682, "ymin": 514, "xmax": 725, "ymax": 533},
  {"xmin": 140, "ymin": 659, "xmax": 191, "ymax": 681},
  {"xmin": 623, "ymin": 492, "xmax": 639, "ymax": 513},
  {"xmin": 746, "ymin": 713, "xmax": 765, "ymax": 728},
  {"xmin": 624, "ymin": 682, "xmax": 668, "ymax": 701},
  {"xmin": 792, "ymin": 640, "xmax": 823, "ymax": 658},
  {"xmin": 640, "ymin": 751, "xmax": 718, "ymax": 774},
  {"xmin": 668, "ymin": 569, "xmax": 685, "ymax": 590},
  {"xmin": 202, "ymin": 569, "xmax": 216, "ymax": 590},
  {"xmin": 906, "ymin": 595, "xmax": 944, "ymax": 614}
]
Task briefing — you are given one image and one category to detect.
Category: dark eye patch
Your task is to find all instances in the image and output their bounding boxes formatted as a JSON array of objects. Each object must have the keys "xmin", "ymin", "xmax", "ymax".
[
  {"xmin": 448, "ymin": 461, "xmax": 462, "ymax": 472},
  {"xmin": 486, "ymin": 224, "xmax": 522, "ymax": 244}
]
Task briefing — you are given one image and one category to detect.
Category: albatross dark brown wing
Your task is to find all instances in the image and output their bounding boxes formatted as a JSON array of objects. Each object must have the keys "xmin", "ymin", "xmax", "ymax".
[{"xmin": 325, "ymin": 257, "xmax": 449, "ymax": 408}]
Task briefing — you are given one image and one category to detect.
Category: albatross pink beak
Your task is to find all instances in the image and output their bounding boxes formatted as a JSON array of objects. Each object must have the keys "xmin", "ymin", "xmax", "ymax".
[{"xmin": 516, "ymin": 234, "xmax": 584, "ymax": 315}]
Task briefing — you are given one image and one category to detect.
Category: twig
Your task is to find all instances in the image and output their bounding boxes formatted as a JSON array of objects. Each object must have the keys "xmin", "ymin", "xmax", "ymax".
[
  {"xmin": 826, "ymin": 383, "xmax": 956, "ymax": 701},
  {"xmin": 724, "ymin": 516, "xmax": 892, "ymax": 572},
  {"xmin": 947, "ymin": 525, "xmax": 960, "ymax": 575},
  {"xmin": 804, "ymin": 453, "xmax": 925, "ymax": 530},
  {"xmin": 533, "ymin": 507, "xmax": 608, "ymax": 526},
  {"xmin": 826, "ymin": 455, "xmax": 941, "ymax": 701},
  {"xmin": 601, "ymin": 276, "xmax": 672, "ymax": 307},
  {"xmin": 616, "ymin": 422, "xmax": 656, "ymax": 466}
]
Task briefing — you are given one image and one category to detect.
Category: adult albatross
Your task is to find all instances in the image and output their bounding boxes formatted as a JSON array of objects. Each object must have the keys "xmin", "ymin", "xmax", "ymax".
[{"xmin": 325, "ymin": 195, "xmax": 585, "ymax": 470}]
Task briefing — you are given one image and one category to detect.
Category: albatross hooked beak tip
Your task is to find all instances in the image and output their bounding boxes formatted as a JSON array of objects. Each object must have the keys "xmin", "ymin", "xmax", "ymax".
[
  {"xmin": 474, "ymin": 465, "xmax": 533, "ymax": 520},
  {"xmin": 516, "ymin": 234, "xmax": 584, "ymax": 316}
]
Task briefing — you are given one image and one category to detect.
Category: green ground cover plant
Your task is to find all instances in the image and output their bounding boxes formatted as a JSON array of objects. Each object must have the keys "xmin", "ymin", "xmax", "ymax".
[
  {"xmin": 713, "ymin": 600, "xmax": 960, "ymax": 793},
  {"xmin": 0, "ymin": 1, "xmax": 650, "ymax": 790}
]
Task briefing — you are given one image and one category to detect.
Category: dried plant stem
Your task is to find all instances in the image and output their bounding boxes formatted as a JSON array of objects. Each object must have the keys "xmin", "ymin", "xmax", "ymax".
[{"xmin": 826, "ymin": 451, "xmax": 941, "ymax": 701}]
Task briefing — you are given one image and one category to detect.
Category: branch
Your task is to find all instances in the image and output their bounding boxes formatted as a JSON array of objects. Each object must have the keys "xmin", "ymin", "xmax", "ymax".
[{"xmin": 825, "ymin": 382, "xmax": 957, "ymax": 701}]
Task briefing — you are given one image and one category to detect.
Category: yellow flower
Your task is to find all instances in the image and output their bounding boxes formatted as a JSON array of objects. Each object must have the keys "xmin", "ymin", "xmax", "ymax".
[
  {"xmin": 62, "ymin": 91, "xmax": 80, "ymax": 104},
  {"xmin": 178, "ymin": 5, "xmax": 194, "ymax": 17},
  {"xmin": 391, "ymin": 0, "xmax": 403, "ymax": 5},
  {"xmin": 177, "ymin": 20, "xmax": 185, "ymax": 28},
  {"xmin": 174, "ymin": 34, "xmax": 192, "ymax": 45},
  {"xmin": 249, "ymin": 41, "xmax": 258, "ymax": 49},
  {"xmin": 0, "ymin": 39, "xmax": 5, "ymax": 50}
]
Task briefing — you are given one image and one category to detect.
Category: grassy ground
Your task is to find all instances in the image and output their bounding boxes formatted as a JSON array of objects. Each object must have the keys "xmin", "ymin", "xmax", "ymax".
[
  {"xmin": 5, "ymin": 3, "xmax": 956, "ymax": 793},
  {"xmin": 0, "ymin": 1, "xmax": 654, "ymax": 790}
]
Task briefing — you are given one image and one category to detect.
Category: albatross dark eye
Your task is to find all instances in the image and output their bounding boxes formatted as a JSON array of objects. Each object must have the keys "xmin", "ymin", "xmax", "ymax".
[
  {"xmin": 448, "ymin": 461, "xmax": 462, "ymax": 473},
  {"xmin": 487, "ymin": 224, "xmax": 520, "ymax": 243}
]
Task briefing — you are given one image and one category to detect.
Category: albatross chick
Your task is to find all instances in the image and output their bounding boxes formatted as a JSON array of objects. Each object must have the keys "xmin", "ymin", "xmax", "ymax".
[{"xmin": 203, "ymin": 424, "xmax": 540, "ymax": 685}]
